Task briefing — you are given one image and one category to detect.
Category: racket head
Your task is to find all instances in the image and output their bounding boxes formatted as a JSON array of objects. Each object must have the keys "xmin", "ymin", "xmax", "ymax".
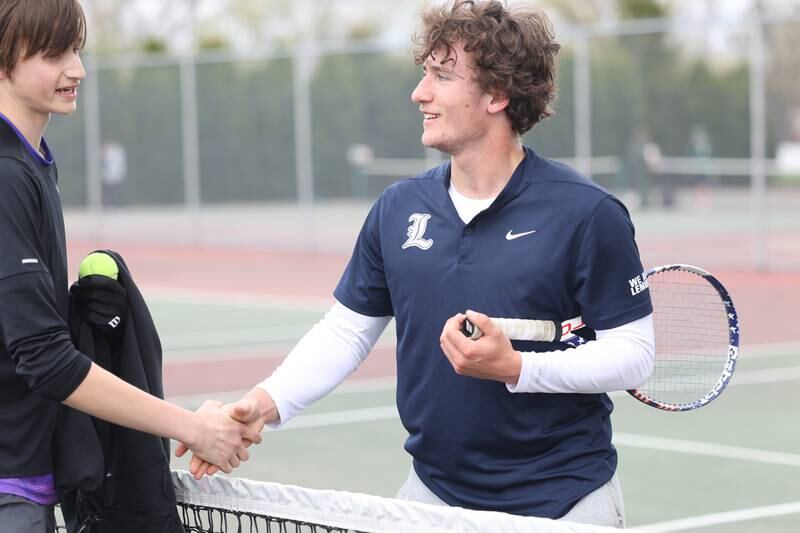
[{"xmin": 627, "ymin": 264, "xmax": 739, "ymax": 412}]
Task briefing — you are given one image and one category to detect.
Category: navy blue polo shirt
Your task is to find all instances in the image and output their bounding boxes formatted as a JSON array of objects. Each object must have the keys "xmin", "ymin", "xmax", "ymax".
[{"xmin": 334, "ymin": 146, "xmax": 652, "ymax": 518}]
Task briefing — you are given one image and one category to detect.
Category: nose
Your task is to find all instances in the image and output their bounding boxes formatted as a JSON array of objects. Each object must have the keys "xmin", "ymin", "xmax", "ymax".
[
  {"xmin": 66, "ymin": 53, "xmax": 86, "ymax": 81},
  {"xmin": 411, "ymin": 75, "xmax": 431, "ymax": 104}
]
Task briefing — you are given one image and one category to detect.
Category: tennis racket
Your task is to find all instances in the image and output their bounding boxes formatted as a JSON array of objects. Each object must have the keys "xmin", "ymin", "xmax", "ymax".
[{"xmin": 461, "ymin": 264, "xmax": 740, "ymax": 411}]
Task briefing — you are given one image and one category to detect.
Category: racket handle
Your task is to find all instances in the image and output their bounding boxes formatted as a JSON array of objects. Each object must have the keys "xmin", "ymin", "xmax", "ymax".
[{"xmin": 462, "ymin": 317, "xmax": 560, "ymax": 342}]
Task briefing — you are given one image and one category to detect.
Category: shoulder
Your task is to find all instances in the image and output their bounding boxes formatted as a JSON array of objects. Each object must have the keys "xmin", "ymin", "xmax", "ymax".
[
  {"xmin": 525, "ymin": 149, "xmax": 627, "ymax": 212},
  {"xmin": 528, "ymin": 152, "xmax": 606, "ymax": 194},
  {"xmin": 0, "ymin": 156, "xmax": 40, "ymax": 204},
  {"xmin": 376, "ymin": 162, "xmax": 447, "ymax": 210},
  {"xmin": 384, "ymin": 162, "xmax": 447, "ymax": 197}
]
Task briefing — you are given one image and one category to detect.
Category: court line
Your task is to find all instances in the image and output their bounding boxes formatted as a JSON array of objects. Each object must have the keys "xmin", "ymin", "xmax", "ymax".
[
  {"xmin": 168, "ymin": 365, "xmax": 800, "ymax": 406},
  {"xmin": 613, "ymin": 433, "xmax": 800, "ymax": 467},
  {"xmin": 162, "ymin": 329, "xmax": 396, "ymax": 353},
  {"xmin": 636, "ymin": 501, "xmax": 800, "ymax": 532},
  {"xmin": 142, "ymin": 288, "xmax": 800, "ymax": 358},
  {"xmin": 168, "ymin": 377, "xmax": 398, "ymax": 407},
  {"xmin": 278, "ymin": 406, "xmax": 399, "ymax": 430},
  {"xmin": 204, "ymin": 402, "xmax": 800, "ymax": 468},
  {"xmin": 145, "ymin": 286, "xmax": 333, "ymax": 311},
  {"xmin": 739, "ymin": 341, "xmax": 800, "ymax": 358},
  {"xmin": 722, "ymin": 365, "xmax": 800, "ymax": 386},
  {"xmin": 605, "ymin": 365, "xmax": 800, "ymax": 397}
]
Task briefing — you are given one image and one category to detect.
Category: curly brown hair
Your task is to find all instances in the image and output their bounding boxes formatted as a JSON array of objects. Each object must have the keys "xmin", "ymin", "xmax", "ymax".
[{"xmin": 412, "ymin": 0, "xmax": 560, "ymax": 135}]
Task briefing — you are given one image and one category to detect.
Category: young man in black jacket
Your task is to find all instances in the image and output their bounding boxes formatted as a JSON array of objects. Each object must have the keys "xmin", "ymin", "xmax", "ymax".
[{"xmin": 0, "ymin": 2, "xmax": 260, "ymax": 531}]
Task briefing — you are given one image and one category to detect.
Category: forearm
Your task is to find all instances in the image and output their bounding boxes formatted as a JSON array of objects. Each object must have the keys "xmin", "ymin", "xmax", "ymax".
[
  {"xmin": 63, "ymin": 363, "xmax": 200, "ymax": 446},
  {"xmin": 508, "ymin": 314, "xmax": 655, "ymax": 394},
  {"xmin": 259, "ymin": 302, "xmax": 391, "ymax": 426}
]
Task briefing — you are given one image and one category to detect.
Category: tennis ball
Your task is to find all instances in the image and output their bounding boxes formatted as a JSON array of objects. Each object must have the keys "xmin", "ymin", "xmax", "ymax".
[{"xmin": 78, "ymin": 252, "xmax": 119, "ymax": 280}]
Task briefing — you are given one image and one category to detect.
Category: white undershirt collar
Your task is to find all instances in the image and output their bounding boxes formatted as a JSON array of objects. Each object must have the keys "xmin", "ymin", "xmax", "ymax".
[{"xmin": 448, "ymin": 183, "xmax": 496, "ymax": 225}]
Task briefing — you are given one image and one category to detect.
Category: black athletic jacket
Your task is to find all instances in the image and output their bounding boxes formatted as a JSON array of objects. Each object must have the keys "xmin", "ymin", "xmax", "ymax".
[{"xmin": 59, "ymin": 250, "xmax": 183, "ymax": 533}]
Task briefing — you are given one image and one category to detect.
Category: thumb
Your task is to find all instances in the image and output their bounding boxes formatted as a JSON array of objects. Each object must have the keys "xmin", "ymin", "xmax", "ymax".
[
  {"xmin": 175, "ymin": 442, "xmax": 188, "ymax": 458},
  {"xmin": 465, "ymin": 309, "xmax": 497, "ymax": 336},
  {"xmin": 226, "ymin": 399, "xmax": 257, "ymax": 422}
]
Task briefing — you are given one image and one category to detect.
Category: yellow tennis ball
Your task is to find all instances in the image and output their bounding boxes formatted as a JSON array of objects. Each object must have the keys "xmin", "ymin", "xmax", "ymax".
[{"xmin": 78, "ymin": 252, "xmax": 119, "ymax": 280}]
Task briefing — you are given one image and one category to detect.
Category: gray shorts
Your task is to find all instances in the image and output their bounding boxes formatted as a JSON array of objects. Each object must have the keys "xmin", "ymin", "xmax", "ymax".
[
  {"xmin": 396, "ymin": 467, "xmax": 625, "ymax": 528},
  {"xmin": 0, "ymin": 493, "xmax": 56, "ymax": 533}
]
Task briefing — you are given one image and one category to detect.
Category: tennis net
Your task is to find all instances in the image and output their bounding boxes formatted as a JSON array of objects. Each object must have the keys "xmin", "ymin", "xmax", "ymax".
[{"xmin": 56, "ymin": 470, "xmax": 623, "ymax": 532}]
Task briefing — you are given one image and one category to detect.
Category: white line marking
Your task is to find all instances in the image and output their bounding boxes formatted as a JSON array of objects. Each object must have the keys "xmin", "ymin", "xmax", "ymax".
[
  {"xmin": 726, "ymin": 366, "xmax": 800, "ymax": 385},
  {"xmin": 277, "ymin": 406, "xmax": 399, "ymax": 430},
  {"xmin": 636, "ymin": 501, "xmax": 800, "ymax": 532},
  {"xmin": 739, "ymin": 341, "xmax": 800, "ymax": 358},
  {"xmin": 613, "ymin": 433, "xmax": 800, "ymax": 467},
  {"xmin": 162, "ymin": 328, "xmax": 396, "ymax": 352},
  {"xmin": 162, "ymin": 326, "xmax": 317, "ymax": 350},
  {"xmin": 167, "ymin": 378, "xmax": 398, "ymax": 407},
  {"xmin": 167, "ymin": 400, "xmax": 800, "ymax": 469},
  {"xmin": 144, "ymin": 286, "xmax": 333, "ymax": 311}
]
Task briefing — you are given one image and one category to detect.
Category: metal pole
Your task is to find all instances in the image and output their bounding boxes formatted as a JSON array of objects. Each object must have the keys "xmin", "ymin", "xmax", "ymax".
[
  {"xmin": 749, "ymin": 5, "xmax": 767, "ymax": 271},
  {"xmin": 292, "ymin": 0, "xmax": 315, "ymax": 207},
  {"xmin": 180, "ymin": 0, "xmax": 201, "ymax": 208},
  {"xmin": 83, "ymin": 54, "xmax": 102, "ymax": 212},
  {"xmin": 574, "ymin": 35, "xmax": 592, "ymax": 177}
]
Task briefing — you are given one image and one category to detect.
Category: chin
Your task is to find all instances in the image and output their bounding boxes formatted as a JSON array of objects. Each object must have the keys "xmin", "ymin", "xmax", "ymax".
[
  {"xmin": 55, "ymin": 105, "xmax": 78, "ymax": 116},
  {"xmin": 421, "ymin": 136, "xmax": 449, "ymax": 155}
]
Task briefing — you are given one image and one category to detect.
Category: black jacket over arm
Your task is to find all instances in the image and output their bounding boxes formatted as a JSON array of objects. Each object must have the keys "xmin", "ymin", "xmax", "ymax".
[{"xmin": 58, "ymin": 250, "xmax": 183, "ymax": 533}]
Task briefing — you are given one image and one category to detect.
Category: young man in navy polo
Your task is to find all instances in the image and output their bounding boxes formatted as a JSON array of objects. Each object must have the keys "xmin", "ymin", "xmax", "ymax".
[
  {"xmin": 188, "ymin": 1, "xmax": 654, "ymax": 527},
  {"xmin": 0, "ymin": 2, "xmax": 260, "ymax": 530}
]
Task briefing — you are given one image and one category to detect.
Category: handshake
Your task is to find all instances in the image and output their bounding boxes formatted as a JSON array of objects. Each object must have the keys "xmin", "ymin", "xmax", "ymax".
[{"xmin": 174, "ymin": 387, "xmax": 275, "ymax": 479}]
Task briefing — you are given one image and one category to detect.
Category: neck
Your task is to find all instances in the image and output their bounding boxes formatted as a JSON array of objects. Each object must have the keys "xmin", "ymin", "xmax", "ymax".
[
  {"xmin": 0, "ymin": 99, "xmax": 50, "ymax": 152},
  {"xmin": 450, "ymin": 135, "xmax": 524, "ymax": 199}
]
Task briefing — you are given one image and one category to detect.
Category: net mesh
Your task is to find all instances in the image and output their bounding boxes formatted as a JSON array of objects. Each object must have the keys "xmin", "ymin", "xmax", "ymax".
[
  {"xmin": 56, "ymin": 470, "xmax": 620, "ymax": 532},
  {"xmin": 643, "ymin": 267, "xmax": 732, "ymax": 406}
]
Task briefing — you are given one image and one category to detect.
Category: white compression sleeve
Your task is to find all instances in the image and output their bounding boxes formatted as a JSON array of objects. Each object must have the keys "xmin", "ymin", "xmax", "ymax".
[
  {"xmin": 507, "ymin": 314, "xmax": 655, "ymax": 394},
  {"xmin": 257, "ymin": 302, "xmax": 392, "ymax": 426}
]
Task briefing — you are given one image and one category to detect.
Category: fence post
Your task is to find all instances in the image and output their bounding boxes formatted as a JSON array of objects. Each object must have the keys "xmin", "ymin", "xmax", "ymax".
[{"xmin": 749, "ymin": 8, "xmax": 767, "ymax": 271}]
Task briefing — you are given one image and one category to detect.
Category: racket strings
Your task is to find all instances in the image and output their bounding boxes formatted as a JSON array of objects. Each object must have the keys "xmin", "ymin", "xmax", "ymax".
[{"xmin": 641, "ymin": 270, "xmax": 731, "ymax": 406}]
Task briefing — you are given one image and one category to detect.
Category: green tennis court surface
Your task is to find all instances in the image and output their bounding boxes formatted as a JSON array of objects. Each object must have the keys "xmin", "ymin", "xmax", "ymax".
[
  {"xmin": 147, "ymin": 291, "xmax": 800, "ymax": 532},
  {"xmin": 63, "ymin": 197, "xmax": 800, "ymax": 531}
]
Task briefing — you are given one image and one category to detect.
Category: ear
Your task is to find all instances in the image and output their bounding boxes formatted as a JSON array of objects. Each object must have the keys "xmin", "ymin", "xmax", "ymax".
[{"xmin": 486, "ymin": 91, "xmax": 510, "ymax": 115}]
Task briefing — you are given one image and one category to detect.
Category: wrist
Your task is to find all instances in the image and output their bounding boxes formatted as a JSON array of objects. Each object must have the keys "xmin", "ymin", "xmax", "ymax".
[
  {"xmin": 249, "ymin": 387, "xmax": 279, "ymax": 424},
  {"xmin": 180, "ymin": 410, "xmax": 204, "ymax": 449},
  {"xmin": 504, "ymin": 350, "xmax": 523, "ymax": 385}
]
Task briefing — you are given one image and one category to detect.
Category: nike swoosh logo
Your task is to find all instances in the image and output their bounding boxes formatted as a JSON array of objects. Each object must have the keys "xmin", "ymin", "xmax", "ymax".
[{"xmin": 506, "ymin": 229, "xmax": 537, "ymax": 240}]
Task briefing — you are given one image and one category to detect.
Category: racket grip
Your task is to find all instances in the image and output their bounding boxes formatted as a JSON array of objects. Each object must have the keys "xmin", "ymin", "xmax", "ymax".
[{"xmin": 461, "ymin": 317, "xmax": 559, "ymax": 342}]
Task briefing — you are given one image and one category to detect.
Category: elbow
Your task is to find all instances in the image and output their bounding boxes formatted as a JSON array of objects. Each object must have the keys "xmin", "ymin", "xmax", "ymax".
[
  {"xmin": 630, "ymin": 340, "xmax": 656, "ymax": 388},
  {"xmin": 11, "ymin": 340, "xmax": 90, "ymax": 401}
]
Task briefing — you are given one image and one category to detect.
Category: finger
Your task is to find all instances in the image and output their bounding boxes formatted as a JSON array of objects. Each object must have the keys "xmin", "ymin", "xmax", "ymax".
[
  {"xmin": 189, "ymin": 454, "xmax": 204, "ymax": 476},
  {"xmin": 465, "ymin": 309, "xmax": 498, "ymax": 336},
  {"xmin": 444, "ymin": 318, "xmax": 475, "ymax": 353},
  {"xmin": 198, "ymin": 399, "xmax": 224, "ymax": 410},
  {"xmin": 175, "ymin": 442, "xmax": 188, "ymax": 458},
  {"xmin": 439, "ymin": 334, "xmax": 463, "ymax": 370},
  {"xmin": 440, "ymin": 314, "xmax": 464, "ymax": 344},
  {"xmin": 206, "ymin": 465, "xmax": 220, "ymax": 476},
  {"xmin": 229, "ymin": 400, "xmax": 258, "ymax": 422},
  {"xmin": 240, "ymin": 423, "xmax": 262, "ymax": 445},
  {"xmin": 229, "ymin": 454, "xmax": 240, "ymax": 469},
  {"xmin": 218, "ymin": 461, "xmax": 233, "ymax": 474},
  {"xmin": 237, "ymin": 446, "xmax": 250, "ymax": 463}
]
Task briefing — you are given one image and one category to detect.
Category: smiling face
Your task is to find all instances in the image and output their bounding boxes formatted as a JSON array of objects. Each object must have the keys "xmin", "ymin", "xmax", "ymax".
[
  {"xmin": 0, "ymin": 45, "xmax": 85, "ymax": 120},
  {"xmin": 410, "ymin": 42, "xmax": 497, "ymax": 157}
]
